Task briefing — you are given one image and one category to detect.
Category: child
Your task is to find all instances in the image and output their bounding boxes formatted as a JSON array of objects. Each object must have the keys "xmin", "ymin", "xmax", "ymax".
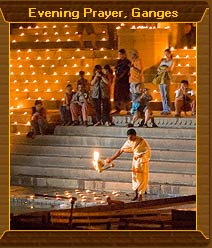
[
  {"xmin": 128, "ymin": 84, "xmax": 157, "ymax": 128},
  {"xmin": 77, "ymin": 71, "xmax": 90, "ymax": 92},
  {"xmin": 60, "ymin": 83, "xmax": 74, "ymax": 125},
  {"xmin": 30, "ymin": 100, "xmax": 48, "ymax": 137}
]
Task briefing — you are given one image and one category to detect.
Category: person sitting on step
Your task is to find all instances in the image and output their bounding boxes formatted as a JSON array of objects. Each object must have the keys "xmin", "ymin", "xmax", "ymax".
[
  {"xmin": 30, "ymin": 100, "xmax": 48, "ymax": 138},
  {"xmin": 174, "ymin": 80, "xmax": 196, "ymax": 117},
  {"xmin": 70, "ymin": 83, "xmax": 90, "ymax": 126},
  {"xmin": 60, "ymin": 83, "xmax": 75, "ymax": 126},
  {"xmin": 128, "ymin": 84, "xmax": 158, "ymax": 128}
]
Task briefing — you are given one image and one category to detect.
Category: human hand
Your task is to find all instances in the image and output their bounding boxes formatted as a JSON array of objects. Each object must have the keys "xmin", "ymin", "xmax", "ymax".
[
  {"xmin": 96, "ymin": 72, "xmax": 102, "ymax": 78},
  {"xmin": 105, "ymin": 158, "xmax": 111, "ymax": 164},
  {"xmin": 32, "ymin": 113, "xmax": 39, "ymax": 118}
]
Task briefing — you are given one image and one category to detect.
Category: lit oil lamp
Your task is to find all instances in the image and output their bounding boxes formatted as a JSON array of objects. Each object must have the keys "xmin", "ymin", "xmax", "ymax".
[{"xmin": 92, "ymin": 151, "xmax": 115, "ymax": 173}]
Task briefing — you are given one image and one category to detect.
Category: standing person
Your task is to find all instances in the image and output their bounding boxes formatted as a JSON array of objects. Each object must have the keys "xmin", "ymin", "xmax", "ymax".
[
  {"xmin": 70, "ymin": 83, "xmax": 89, "ymax": 126},
  {"xmin": 129, "ymin": 49, "xmax": 144, "ymax": 94},
  {"xmin": 77, "ymin": 23, "xmax": 97, "ymax": 49},
  {"xmin": 106, "ymin": 129, "xmax": 151, "ymax": 201},
  {"xmin": 104, "ymin": 64, "xmax": 114, "ymax": 126},
  {"xmin": 114, "ymin": 49, "xmax": 131, "ymax": 113},
  {"xmin": 77, "ymin": 70, "xmax": 90, "ymax": 92},
  {"xmin": 60, "ymin": 83, "xmax": 74, "ymax": 126},
  {"xmin": 157, "ymin": 48, "xmax": 174, "ymax": 115},
  {"xmin": 104, "ymin": 64, "xmax": 114, "ymax": 99},
  {"xmin": 91, "ymin": 65, "xmax": 110, "ymax": 126},
  {"xmin": 174, "ymin": 80, "xmax": 196, "ymax": 117},
  {"xmin": 30, "ymin": 100, "xmax": 48, "ymax": 137}
]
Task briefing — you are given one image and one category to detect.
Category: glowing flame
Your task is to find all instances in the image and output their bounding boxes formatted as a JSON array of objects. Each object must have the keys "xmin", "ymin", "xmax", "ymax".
[{"xmin": 93, "ymin": 151, "xmax": 100, "ymax": 161}]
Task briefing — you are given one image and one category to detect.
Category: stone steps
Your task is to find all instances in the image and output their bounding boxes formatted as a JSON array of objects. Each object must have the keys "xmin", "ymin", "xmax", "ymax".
[
  {"xmin": 10, "ymin": 48, "xmax": 118, "ymax": 58},
  {"xmin": 10, "ymin": 33, "xmax": 109, "ymax": 43},
  {"xmin": 10, "ymin": 144, "xmax": 195, "ymax": 162},
  {"xmin": 11, "ymin": 23, "xmax": 109, "ymax": 35},
  {"xmin": 10, "ymin": 63, "xmax": 196, "ymax": 75},
  {"xmin": 10, "ymin": 125, "xmax": 196, "ymax": 196},
  {"xmin": 11, "ymin": 164, "xmax": 196, "ymax": 186},
  {"xmin": 54, "ymin": 126, "xmax": 196, "ymax": 138},
  {"xmin": 10, "ymin": 174, "xmax": 196, "ymax": 196},
  {"xmin": 11, "ymin": 135, "xmax": 196, "ymax": 150},
  {"xmin": 11, "ymin": 155, "xmax": 195, "ymax": 174},
  {"xmin": 10, "ymin": 116, "xmax": 196, "ymax": 134}
]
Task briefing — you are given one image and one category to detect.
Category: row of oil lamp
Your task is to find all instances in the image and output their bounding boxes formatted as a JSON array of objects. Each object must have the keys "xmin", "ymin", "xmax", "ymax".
[
  {"xmin": 10, "ymin": 71, "xmax": 196, "ymax": 77},
  {"xmin": 10, "ymin": 62, "xmax": 195, "ymax": 69},
  {"xmin": 28, "ymin": 189, "xmax": 121, "ymax": 204},
  {"xmin": 12, "ymin": 46, "xmax": 196, "ymax": 53}
]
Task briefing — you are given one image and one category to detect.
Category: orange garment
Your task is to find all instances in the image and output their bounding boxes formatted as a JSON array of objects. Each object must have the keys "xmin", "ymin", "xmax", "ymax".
[
  {"xmin": 129, "ymin": 58, "xmax": 143, "ymax": 84},
  {"xmin": 121, "ymin": 136, "xmax": 151, "ymax": 195}
]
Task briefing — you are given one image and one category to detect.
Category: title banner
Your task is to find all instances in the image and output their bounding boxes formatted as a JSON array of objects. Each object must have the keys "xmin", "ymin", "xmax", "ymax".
[{"xmin": 0, "ymin": 1, "xmax": 209, "ymax": 22}]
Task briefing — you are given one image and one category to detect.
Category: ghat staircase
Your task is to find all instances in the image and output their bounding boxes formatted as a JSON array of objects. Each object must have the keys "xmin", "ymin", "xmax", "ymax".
[{"xmin": 10, "ymin": 23, "xmax": 196, "ymax": 197}]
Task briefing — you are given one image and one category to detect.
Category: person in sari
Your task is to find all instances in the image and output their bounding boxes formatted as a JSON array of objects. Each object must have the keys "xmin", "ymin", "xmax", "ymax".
[{"xmin": 105, "ymin": 128, "xmax": 151, "ymax": 201}]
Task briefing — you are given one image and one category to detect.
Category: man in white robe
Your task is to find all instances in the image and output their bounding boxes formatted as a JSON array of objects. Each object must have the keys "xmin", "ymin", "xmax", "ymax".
[{"xmin": 106, "ymin": 129, "xmax": 151, "ymax": 201}]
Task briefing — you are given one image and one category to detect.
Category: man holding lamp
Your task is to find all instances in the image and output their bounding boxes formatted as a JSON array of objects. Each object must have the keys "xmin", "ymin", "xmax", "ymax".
[{"xmin": 105, "ymin": 129, "xmax": 151, "ymax": 201}]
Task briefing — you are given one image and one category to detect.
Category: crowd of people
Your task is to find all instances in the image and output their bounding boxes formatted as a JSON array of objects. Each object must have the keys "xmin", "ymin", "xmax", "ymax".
[{"xmin": 27, "ymin": 47, "xmax": 196, "ymax": 138}]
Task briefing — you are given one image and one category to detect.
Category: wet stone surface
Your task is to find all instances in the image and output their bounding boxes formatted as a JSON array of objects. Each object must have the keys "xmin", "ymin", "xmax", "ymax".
[{"xmin": 10, "ymin": 185, "xmax": 180, "ymax": 215}]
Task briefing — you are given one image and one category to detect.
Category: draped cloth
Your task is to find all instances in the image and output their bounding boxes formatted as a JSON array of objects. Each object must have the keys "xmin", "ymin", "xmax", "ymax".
[{"xmin": 121, "ymin": 136, "xmax": 151, "ymax": 195}]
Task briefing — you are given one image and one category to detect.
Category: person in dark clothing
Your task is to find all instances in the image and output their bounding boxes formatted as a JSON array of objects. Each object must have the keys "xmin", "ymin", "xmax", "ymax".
[
  {"xmin": 114, "ymin": 49, "xmax": 131, "ymax": 112},
  {"xmin": 77, "ymin": 71, "xmax": 90, "ymax": 92},
  {"xmin": 181, "ymin": 23, "xmax": 196, "ymax": 48},
  {"xmin": 91, "ymin": 65, "xmax": 111, "ymax": 126},
  {"xmin": 30, "ymin": 100, "xmax": 48, "ymax": 137},
  {"xmin": 77, "ymin": 23, "xmax": 97, "ymax": 49},
  {"xmin": 60, "ymin": 83, "xmax": 74, "ymax": 126}
]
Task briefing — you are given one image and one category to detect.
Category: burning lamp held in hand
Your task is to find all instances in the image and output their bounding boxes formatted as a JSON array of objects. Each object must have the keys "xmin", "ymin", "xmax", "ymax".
[{"xmin": 92, "ymin": 151, "xmax": 115, "ymax": 173}]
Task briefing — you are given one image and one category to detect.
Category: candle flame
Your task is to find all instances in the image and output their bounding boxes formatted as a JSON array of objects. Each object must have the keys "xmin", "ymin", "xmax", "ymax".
[{"xmin": 93, "ymin": 151, "xmax": 99, "ymax": 161}]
